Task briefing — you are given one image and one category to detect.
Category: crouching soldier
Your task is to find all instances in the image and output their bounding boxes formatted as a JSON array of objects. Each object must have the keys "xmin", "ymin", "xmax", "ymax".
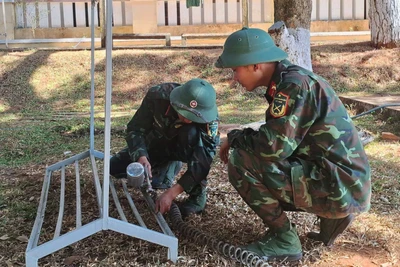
[
  {"xmin": 216, "ymin": 27, "xmax": 371, "ymax": 261},
  {"xmin": 110, "ymin": 78, "xmax": 219, "ymax": 216}
]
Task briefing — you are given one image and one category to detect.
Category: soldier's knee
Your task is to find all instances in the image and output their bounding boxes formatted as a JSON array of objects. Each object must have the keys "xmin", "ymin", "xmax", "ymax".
[
  {"xmin": 109, "ymin": 154, "xmax": 130, "ymax": 178},
  {"xmin": 227, "ymin": 149, "xmax": 244, "ymax": 187},
  {"xmin": 228, "ymin": 148, "xmax": 249, "ymax": 168},
  {"xmin": 109, "ymin": 156, "xmax": 120, "ymax": 176}
]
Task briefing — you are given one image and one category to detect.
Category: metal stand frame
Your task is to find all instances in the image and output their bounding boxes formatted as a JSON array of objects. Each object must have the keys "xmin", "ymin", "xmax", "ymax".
[{"xmin": 25, "ymin": 1, "xmax": 178, "ymax": 266}]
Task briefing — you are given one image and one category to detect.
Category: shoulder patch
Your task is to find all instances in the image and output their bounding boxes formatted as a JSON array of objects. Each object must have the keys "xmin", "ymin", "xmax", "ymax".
[
  {"xmin": 270, "ymin": 92, "xmax": 289, "ymax": 118},
  {"xmin": 207, "ymin": 121, "xmax": 219, "ymax": 138}
]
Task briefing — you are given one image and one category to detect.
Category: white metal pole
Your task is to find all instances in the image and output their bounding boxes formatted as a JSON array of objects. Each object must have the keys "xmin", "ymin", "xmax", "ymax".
[
  {"xmin": 89, "ymin": 0, "xmax": 96, "ymax": 153},
  {"xmin": 1, "ymin": 0, "xmax": 8, "ymax": 48},
  {"xmin": 102, "ymin": 0, "xmax": 113, "ymax": 229}
]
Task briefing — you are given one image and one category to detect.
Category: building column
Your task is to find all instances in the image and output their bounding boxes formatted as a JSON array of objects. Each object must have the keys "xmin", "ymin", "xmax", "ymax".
[
  {"xmin": 131, "ymin": 0, "xmax": 158, "ymax": 33},
  {"xmin": 0, "ymin": 1, "xmax": 15, "ymax": 40},
  {"xmin": 265, "ymin": 0, "xmax": 274, "ymax": 22}
]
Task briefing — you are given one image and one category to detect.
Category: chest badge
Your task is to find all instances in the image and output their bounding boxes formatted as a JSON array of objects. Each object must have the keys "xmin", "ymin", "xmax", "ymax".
[{"xmin": 270, "ymin": 92, "xmax": 289, "ymax": 118}]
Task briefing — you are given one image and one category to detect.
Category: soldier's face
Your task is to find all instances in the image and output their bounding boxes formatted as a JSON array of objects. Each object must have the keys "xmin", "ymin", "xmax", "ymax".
[
  {"xmin": 178, "ymin": 113, "xmax": 192, "ymax": 124},
  {"xmin": 231, "ymin": 65, "xmax": 259, "ymax": 91}
]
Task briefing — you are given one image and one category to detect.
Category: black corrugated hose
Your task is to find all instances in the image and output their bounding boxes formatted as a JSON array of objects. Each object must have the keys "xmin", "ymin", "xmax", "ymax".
[{"xmin": 168, "ymin": 202, "xmax": 272, "ymax": 267}]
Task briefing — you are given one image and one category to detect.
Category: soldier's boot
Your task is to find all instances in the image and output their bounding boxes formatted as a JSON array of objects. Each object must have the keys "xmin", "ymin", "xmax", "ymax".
[
  {"xmin": 244, "ymin": 224, "xmax": 303, "ymax": 262},
  {"xmin": 178, "ymin": 183, "xmax": 206, "ymax": 217},
  {"xmin": 151, "ymin": 161, "xmax": 182, "ymax": 189},
  {"xmin": 306, "ymin": 214, "xmax": 355, "ymax": 246}
]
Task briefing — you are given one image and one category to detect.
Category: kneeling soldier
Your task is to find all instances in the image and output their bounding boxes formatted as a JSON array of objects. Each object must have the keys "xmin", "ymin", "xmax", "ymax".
[
  {"xmin": 216, "ymin": 28, "xmax": 371, "ymax": 261},
  {"xmin": 110, "ymin": 78, "xmax": 219, "ymax": 216}
]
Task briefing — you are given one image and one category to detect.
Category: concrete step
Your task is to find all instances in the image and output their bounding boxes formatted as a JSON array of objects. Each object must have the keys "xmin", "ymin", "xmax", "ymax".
[{"xmin": 340, "ymin": 95, "xmax": 400, "ymax": 119}]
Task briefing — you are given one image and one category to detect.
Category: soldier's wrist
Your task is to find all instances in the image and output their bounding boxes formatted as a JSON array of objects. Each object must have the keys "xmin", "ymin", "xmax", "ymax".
[{"xmin": 167, "ymin": 184, "xmax": 184, "ymax": 199}]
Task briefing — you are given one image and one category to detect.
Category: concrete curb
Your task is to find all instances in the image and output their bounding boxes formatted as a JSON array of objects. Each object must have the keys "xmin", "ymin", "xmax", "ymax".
[
  {"xmin": 0, "ymin": 31, "xmax": 371, "ymax": 50},
  {"xmin": 339, "ymin": 96, "xmax": 400, "ymax": 119}
]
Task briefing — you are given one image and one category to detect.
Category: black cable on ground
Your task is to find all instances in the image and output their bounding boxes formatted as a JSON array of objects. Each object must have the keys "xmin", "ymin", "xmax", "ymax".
[
  {"xmin": 351, "ymin": 103, "xmax": 400, "ymax": 146},
  {"xmin": 350, "ymin": 103, "xmax": 400, "ymax": 120}
]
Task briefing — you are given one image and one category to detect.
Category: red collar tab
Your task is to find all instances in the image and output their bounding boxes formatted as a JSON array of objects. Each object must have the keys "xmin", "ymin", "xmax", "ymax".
[
  {"xmin": 267, "ymin": 81, "xmax": 277, "ymax": 98},
  {"xmin": 165, "ymin": 104, "xmax": 171, "ymax": 116}
]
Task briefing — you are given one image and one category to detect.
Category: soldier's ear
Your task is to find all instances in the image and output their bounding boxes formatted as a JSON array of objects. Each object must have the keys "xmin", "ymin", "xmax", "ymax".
[{"xmin": 252, "ymin": 64, "xmax": 261, "ymax": 72}]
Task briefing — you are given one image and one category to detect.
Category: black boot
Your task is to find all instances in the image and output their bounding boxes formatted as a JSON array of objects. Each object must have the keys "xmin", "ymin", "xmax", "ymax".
[
  {"xmin": 307, "ymin": 214, "xmax": 355, "ymax": 246},
  {"xmin": 178, "ymin": 182, "xmax": 206, "ymax": 217}
]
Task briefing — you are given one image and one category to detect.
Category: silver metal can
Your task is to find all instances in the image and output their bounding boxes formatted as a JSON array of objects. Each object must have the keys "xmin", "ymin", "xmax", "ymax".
[{"xmin": 126, "ymin": 162, "xmax": 145, "ymax": 188}]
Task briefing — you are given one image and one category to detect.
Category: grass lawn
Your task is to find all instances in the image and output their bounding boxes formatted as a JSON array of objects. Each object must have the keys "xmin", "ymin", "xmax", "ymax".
[{"xmin": 0, "ymin": 42, "xmax": 399, "ymax": 267}]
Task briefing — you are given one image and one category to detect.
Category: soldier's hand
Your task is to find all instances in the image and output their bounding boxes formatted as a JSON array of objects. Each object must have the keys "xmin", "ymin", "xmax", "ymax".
[
  {"xmin": 137, "ymin": 156, "xmax": 152, "ymax": 178},
  {"xmin": 155, "ymin": 184, "xmax": 184, "ymax": 214},
  {"xmin": 219, "ymin": 140, "xmax": 230, "ymax": 164},
  {"xmin": 155, "ymin": 192, "xmax": 173, "ymax": 214}
]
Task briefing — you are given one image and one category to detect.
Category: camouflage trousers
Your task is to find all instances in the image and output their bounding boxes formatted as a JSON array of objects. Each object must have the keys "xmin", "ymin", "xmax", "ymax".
[
  {"xmin": 228, "ymin": 148, "xmax": 339, "ymax": 233},
  {"xmin": 110, "ymin": 124, "xmax": 207, "ymax": 196}
]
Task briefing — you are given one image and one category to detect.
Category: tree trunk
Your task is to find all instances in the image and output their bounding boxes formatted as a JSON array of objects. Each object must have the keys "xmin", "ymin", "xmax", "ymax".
[
  {"xmin": 369, "ymin": 0, "xmax": 400, "ymax": 48},
  {"xmin": 268, "ymin": 0, "xmax": 312, "ymax": 71},
  {"xmin": 99, "ymin": 0, "xmax": 106, "ymax": 48},
  {"xmin": 242, "ymin": 0, "xmax": 249, "ymax": 28}
]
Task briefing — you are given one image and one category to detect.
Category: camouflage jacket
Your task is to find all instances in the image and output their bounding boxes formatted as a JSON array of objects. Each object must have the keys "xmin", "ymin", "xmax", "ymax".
[
  {"xmin": 228, "ymin": 59, "xmax": 371, "ymax": 215},
  {"xmin": 125, "ymin": 83, "xmax": 219, "ymax": 193}
]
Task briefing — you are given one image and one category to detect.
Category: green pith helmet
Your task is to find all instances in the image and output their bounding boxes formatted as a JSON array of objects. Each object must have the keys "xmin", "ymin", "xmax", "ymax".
[
  {"xmin": 215, "ymin": 27, "xmax": 288, "ymax": 68},
  {"xmin": 170, "ymin": 78, "xmax": 218, "ymax": 123}
]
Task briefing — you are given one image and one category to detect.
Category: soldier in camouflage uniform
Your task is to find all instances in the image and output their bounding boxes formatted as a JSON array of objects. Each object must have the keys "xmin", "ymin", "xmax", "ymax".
[
  {"xmin": 215, "ymin": 27, "xmax": 371, "ymax": 261},
  {"xmin": 110, "ymin": 78, "xmax": 219, "ymax": 216}
]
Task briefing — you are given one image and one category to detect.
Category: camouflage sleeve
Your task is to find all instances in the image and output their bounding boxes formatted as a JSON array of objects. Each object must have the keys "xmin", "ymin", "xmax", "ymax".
[
  {"xmin": 228, "ymin": 83, "xmax": 319, "ymax": 160},
  {"xmin": 178, "ymin": 123, "xmax": 218, "ymax": 193},
  {"xmin": 125, "ymin": 94, "xmax": 154, "ymax": 162}
]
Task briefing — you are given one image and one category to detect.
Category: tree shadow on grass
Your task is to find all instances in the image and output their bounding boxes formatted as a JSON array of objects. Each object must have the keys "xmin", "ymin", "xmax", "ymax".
[
  {"xmin": 94, "ymin": 50, "xmax": 226, "ymax": 108},
  {"xmin": 311, "ymin": 42, "xmax": 400, "ymax": 96},
  {"xmin": 0, "ymin": 49, "xmax": 230, "ymax": 120},
  {"xmin": 0, "ymin": 50, "xmax": 53, "ymax": 114}
]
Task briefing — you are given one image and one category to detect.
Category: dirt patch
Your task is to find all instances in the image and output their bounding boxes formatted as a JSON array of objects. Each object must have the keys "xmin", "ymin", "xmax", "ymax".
[
  {"xmin": 311, "ymin": 41, "xmax": 400, "ymax": 96},
  {"xmin": 1, "ymin": 154, "xmax": 399, "ymax": 267}
]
